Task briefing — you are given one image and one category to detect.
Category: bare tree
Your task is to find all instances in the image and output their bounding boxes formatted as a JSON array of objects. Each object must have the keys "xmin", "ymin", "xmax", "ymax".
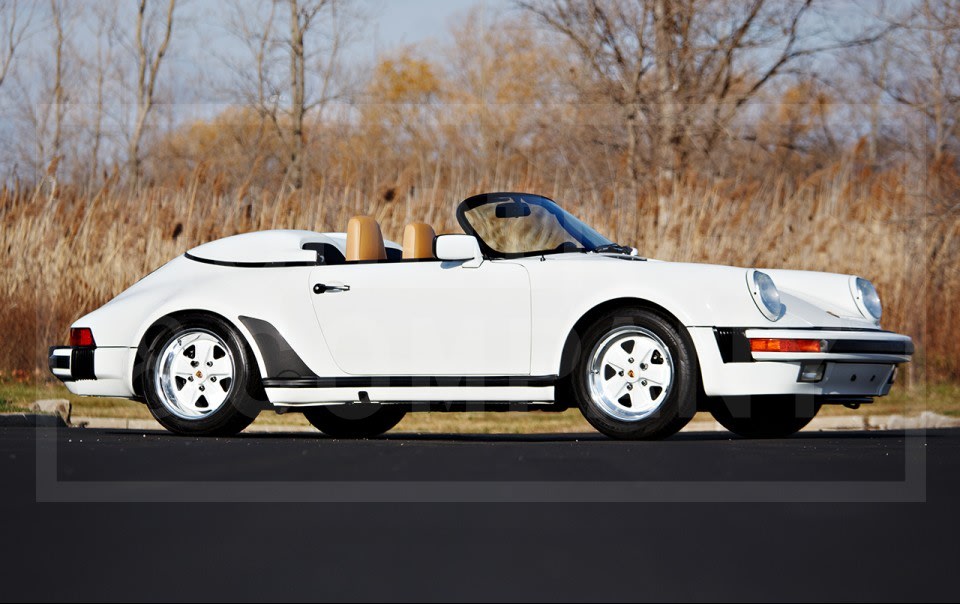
[
  {"xmin": 847, "ymin": 33, "xmax": 894, "ymax": 165},
  {"xmin": 0, "ymin": 0, "xmax": 31, "ymax": 90},
  {"xmin": 9, "ymin": 0, "xmax": 75, "ymax": 182},
  {"xmin": 49, "ymin": 0, "xmax": 65, "ymax": 167},
  {"xmin": 224, "ymin": 0, "xmax": 350, "ymax": 191},
  {"xmin": 220, "ymin": 0, "xmax": 278, "ymax": 190},
  {"xmin": 867, "ymin": 0, "xmax": 960, "ymax": 163},
  {"xmin": 519, "ymin": 0, "xmax": 884, "ymax": 186},
  {"xmin": 128, "ymin": 0, "xmax": 176, "ymax": 186},
  {"xmin": 282, "ymin": 0, "xmax": 349, "ymax": 190},
  {"xmin": 443, "ymin": 7, "xmax": 565, "ymax": 170},
  {"xmin": 85, "ymin": 2, "xmax": 121, "ymax": 188}
]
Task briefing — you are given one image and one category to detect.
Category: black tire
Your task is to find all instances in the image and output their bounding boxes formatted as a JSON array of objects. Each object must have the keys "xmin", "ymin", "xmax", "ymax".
[
  {"xmin": 709, "ymin": 395, "xmax": 821, "ymax": 438},
  {"xmin": 303, "ymin": 404, "xmax": 406, "ymax": 438},
  {"xmin": 141, "ymin": 313, "xmax": 263, "ymax": 436},
  {"xmin": 571, "ymin": 307, "xmax": 698, "ymax": 440}
]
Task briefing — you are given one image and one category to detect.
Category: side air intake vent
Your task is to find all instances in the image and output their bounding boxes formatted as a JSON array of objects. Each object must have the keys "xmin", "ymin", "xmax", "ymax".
[{"xmin": 714, "ymin": 328, "xmax": 752, "ymax": 363}]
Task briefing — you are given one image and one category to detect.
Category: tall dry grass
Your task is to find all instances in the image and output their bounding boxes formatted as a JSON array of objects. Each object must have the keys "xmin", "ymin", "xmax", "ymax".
[{"xmin": 2, "ymin": 155, "xmax": 956, "ymax": 388}]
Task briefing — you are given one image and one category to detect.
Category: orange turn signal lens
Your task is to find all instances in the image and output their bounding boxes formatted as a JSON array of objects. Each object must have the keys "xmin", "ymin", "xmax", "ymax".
[
  {"xmin": 749, "ymin": 338, "xmax": 822, "ymax": 353},
  {"xmin": 69, "ymin": 327, "xmax": 95, "ymax": 347}
]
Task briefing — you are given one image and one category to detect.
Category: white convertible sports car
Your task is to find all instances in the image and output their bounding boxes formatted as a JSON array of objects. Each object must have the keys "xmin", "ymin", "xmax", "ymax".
[{"xmin": 49, "ymin": 192, "xmax": 913, "ymax": 439}]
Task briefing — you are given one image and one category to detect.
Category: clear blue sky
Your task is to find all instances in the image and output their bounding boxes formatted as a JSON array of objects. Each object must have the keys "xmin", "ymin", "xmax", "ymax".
[{"xmin": 362, "ymin": 0, "xmax": 510, "ymax": 58}]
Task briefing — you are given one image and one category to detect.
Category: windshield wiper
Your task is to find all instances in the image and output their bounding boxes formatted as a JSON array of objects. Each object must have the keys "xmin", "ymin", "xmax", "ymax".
[{"xmin": 591, "ymin": 243, "xmax": 634, "ymax": 255}]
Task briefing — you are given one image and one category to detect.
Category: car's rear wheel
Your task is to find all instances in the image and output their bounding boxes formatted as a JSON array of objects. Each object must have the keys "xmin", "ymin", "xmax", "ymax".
[
  {"xmin": 571, "ymin": 308, "xmax": 697, "ymax": 439},
  {"xmin": 303, "ymin": 404, "xmax": 406, "ymax": 438},
  {"xmin": 709, "ymin": 396, "xmax": 821, "ymax": 438},
  {"xmin": 142, "ymin": 313, "xmax": 263, "ymax": 436}
]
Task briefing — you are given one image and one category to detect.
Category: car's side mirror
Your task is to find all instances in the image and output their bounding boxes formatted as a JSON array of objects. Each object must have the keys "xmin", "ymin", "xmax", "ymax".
[{"xmin": 434, "ymin": 234, "xmax": 483, "ymax": 268}]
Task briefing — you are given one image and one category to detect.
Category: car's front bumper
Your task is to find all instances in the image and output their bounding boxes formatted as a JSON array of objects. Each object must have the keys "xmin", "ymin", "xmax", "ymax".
[
  {"xmin": 690, "ymin": 327, "xmax": 913, "ymax": 398},
  {"xmin": 48, "ymin": 345, "xmax": 136, "ymax": 397}
]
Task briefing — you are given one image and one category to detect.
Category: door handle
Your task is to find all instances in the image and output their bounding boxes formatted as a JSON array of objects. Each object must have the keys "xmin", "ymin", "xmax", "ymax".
[{"xmin": 313, "ymin": 282, "xmax": 351, "ymax": 294}]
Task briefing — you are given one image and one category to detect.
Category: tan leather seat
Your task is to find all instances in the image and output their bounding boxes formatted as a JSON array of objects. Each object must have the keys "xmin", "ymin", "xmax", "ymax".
[
  {"xmin": 345, "ymin": 216, "xmax": 387, "ymax": 261},
  {"xmin": 402, "ymin": 223, "xmax": 436, "ymax": 259}
]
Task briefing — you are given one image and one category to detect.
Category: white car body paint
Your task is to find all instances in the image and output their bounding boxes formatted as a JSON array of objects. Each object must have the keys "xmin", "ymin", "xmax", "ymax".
[{"xmin": 53, "ymin": 223, "xmax": 912, "ymax": 407}]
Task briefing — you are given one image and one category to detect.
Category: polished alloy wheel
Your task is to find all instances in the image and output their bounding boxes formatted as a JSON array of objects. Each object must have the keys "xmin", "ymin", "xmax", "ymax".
[
  {"xmin": 155, "ymin": 329, "xmax": 235, "ymax": 420},
  {"xmin": 587, "ymin": 325, "xmax": 675, "ymax": 422}
]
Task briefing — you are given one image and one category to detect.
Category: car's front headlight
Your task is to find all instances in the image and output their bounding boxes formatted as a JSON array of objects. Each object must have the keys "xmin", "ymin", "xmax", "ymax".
[
  {"xmin": 851, "ymin": 277, "xmax": 882, "ymax": 322},
  {"xmin": 747, "ymin": 270, "xmax": 783, "ymax": 321}
]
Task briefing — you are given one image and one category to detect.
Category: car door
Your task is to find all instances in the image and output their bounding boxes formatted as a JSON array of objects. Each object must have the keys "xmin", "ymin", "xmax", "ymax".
[{"xmin": 308, "ymin": 260, "xmax": 531, "ymax": 376}]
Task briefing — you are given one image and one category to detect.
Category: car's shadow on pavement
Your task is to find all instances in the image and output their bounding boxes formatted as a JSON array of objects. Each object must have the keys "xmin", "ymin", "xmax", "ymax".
[{"xmin": 95, "ymin": 427, "xmax": 929, "ymax": 443}]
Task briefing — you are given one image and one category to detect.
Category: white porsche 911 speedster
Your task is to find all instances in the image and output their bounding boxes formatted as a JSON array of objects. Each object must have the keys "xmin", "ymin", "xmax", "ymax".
[{"xmin": 49, "ymin": 192, "xmax": 913, "ymax": 439}]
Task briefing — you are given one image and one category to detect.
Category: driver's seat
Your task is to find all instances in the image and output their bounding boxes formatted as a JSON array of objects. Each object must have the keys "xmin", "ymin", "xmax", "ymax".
[{"xmin": 345, "ymin": 216, "xmax": 386, "ymax": 261}]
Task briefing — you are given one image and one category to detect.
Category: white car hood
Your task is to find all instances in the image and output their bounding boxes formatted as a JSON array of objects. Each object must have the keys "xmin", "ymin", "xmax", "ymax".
[{"xmin": 541, "ymin": 253, "xmax": 880, "ymax": 330}]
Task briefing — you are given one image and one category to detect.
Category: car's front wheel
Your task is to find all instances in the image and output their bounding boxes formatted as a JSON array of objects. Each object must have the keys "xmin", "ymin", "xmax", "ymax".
[
  {"xmin": 571, "ymin": 308, "xmax": 698, "ymax": 440},
  {"xmin": 142, "ymin": 313, "xmax": 263, "ymax": 436},
  {"xmin": 303, "ymin": 404, "xmax": 406, "ymax": 438},
  {"xmin": 708, "ymin": 396, "xmax": 821, "ymax": 438}
]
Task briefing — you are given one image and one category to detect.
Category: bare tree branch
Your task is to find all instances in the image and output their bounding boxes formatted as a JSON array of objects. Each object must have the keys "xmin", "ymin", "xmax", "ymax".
[
  {"xmin": 519, "ymin": 0, "xmax": 887, "ymax": 186},
  {"xmin": 0, "ymin": 0, "xmax": 32, "ymax": 90},
  {"xmin": 128, "ymin": 0, "xmax": 176, "ymax": 186}
]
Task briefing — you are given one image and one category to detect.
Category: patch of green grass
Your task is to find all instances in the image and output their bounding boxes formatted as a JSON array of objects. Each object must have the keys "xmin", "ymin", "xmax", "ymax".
[
  {"xmin": 0, "ymin": 380, "xmax": 150, "ymax": 418},
  {"xmin": 0, "ymin": 380, "xmax": 314, "ymax": 426},
  {"xmin": 396, "ymin": 409, "xmax": 594, "ymax": 434},
  {"xmin": 0, "ymin": 397, "xmax": 20, "ymax": 413}
]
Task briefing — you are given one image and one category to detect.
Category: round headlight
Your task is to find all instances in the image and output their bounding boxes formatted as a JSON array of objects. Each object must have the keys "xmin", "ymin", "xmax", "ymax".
[
  {"xmin": 852, "ymin": 277, "xmax": 882, "ymax": 321},
  {"xmin": 748, "ymin": 270, "xmax": 783, "ymax": 321}
]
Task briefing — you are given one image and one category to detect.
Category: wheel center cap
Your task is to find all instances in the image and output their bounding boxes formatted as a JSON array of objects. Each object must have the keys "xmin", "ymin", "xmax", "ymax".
[{"xmin": 195, "ymin": 370, "xmax": 203, "ymax": 379}]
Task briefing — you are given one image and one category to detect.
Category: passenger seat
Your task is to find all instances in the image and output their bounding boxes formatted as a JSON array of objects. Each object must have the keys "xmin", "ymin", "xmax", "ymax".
[
  {"xmin": 402, "ymin": 223, "xmax": 436, "ymax": 259},
  {"xmin": 345, "ymin": 216, "xmax": 387, "ymax": 261}
]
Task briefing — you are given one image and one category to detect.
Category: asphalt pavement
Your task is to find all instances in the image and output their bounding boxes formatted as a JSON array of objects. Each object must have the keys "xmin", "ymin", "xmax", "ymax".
[{"xmin": 1, "ymin": 425, "xmax": 959, "ymax": 601}]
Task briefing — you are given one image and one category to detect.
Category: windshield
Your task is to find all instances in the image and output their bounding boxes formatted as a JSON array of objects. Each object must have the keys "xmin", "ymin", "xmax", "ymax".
[{"xmin": 456, "ymin": 193, "xmax": 613, "ymax": 258}]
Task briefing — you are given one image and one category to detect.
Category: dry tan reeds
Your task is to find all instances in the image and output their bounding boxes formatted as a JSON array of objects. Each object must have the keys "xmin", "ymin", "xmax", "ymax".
[{"xmin": 1, "ymin": 156, "xmax": 955, "ymax": 387}]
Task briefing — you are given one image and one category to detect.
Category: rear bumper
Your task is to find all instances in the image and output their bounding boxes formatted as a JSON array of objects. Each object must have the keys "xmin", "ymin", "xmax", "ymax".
[
  {"xmin": 691, "ymin": 327, "xmax": 913, "ymax": 398},
  {"xmin": 48, "ymin": 346, "xmax": 95, "ymax": 382},
  {"xmin": 48, "ymin": 345, "xmax": 136, "ymax": 398}
]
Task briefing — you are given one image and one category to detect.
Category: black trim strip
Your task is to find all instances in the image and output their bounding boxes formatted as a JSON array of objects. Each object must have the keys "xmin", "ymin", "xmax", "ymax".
[
  {"xmin": 335, "ymin": 256, "xmax": 442, "ymax": 266},
  {"xmin": 185, "ymin": 252, "xmax": 318, "ymax": 268},
  {"xmin": 188, "ymin": 249, "xmax": 440, "ymax": 268},
  {"xmin": 395, "ymin": 402, "xmax": 568, "ymax": 412},
  {"xmin": 753, "ymin": 326, "xmax": 897, "ymax": 333},
  {"xmin": 706, "ymin": 326, "xmax": 898, "ymax": 333},
  {"xmin": 263, "ymin": 375, "xmax": 558, "ymax": 389},
  {"xmin": 828, "ymin": 339, "xmax": 914, "ymax": 355}
]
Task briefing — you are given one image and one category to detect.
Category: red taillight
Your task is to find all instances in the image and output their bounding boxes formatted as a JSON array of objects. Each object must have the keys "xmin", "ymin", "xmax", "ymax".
[
  {"xmin": 749, "ymin": 338, "xmax": 822, "ymax": 353},
  {"xmin": 69, "ymin": 327, "xmax": 96, "ymax": 347}
]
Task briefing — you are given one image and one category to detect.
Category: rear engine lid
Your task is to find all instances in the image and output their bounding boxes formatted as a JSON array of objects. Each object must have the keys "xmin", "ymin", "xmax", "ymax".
[{"xmin": 186, "ymin": 230, "xmax": 335, "ymax": 265}]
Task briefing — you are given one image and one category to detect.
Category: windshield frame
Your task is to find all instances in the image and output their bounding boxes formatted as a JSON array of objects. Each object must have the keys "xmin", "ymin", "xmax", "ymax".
[{"xmin": 455, "ymin": 192, "xmax": 613, "ymax": 259}]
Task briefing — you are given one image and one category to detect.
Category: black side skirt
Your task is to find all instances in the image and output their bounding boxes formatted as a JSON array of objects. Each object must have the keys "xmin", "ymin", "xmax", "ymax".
[{"xmin": 262, "ymin": 375, "xmax": 558, "ymax": 389}]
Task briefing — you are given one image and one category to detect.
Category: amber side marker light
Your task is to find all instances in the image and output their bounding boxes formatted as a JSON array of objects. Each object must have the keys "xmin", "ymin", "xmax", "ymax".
[
  {"xmin": 749, "ymin": 338, "xmax": 822, "ymax": 353},
  {"xmin": 69, "ymin": 327, "xmax": 96, "ymax": 347}
]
